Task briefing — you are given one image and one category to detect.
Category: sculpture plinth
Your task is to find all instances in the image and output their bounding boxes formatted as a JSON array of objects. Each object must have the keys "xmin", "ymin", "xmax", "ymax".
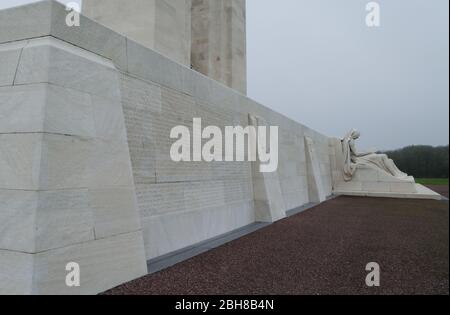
[{"xmin": 329, "ymin": 130, "xmax": 441, "ymax": 200}]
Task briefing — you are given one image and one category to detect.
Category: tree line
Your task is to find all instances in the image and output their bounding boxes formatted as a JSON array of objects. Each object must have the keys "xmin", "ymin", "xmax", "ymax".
[{"xmin": 383, "ymin": 145, "xmax": 449, "ymax": 179}]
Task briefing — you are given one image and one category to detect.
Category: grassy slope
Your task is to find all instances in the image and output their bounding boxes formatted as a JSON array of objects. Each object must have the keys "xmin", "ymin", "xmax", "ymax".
[{"xmin": 415, "ymin": 178, "xmax": 449, "ymax": 186}]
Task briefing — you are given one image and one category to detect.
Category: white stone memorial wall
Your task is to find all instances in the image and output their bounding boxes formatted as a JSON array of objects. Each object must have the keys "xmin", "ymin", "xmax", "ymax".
[{"xmin": 0, "ymin": 1, "xmax": 334, "ymax": 294}]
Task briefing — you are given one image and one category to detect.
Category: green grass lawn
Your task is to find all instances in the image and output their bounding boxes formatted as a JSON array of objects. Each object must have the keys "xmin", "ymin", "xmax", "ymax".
[{"xmin": 416, "ymin": 178, "xmax": 449, "ymax": 186}]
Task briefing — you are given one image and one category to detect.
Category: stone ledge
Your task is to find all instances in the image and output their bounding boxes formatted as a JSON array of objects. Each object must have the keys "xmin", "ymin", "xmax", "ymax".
[{"xmin": 334, "ymin": 184, "xmax": 442, "ymax": 200}]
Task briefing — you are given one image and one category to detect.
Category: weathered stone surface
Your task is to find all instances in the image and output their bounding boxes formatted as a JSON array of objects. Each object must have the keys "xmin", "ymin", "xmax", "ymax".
[
  {"xmin": 0, "ymin": 41, "xmax": 26, "ymax": 86},
  {"xmin": 35, "ymin": 190, "xmax": 95, "ymax": 252},
  {"xmin": 191, "ymin": 0, "xmax": 247, "ymax": 94},
  {"xmin": 0, "ymin": 1, "xmax": 127, "ymax": 71},
  {"xmin": 305, "ymin": 136, "xmax": 327, "ymax": 203},
  {"xmin": 15, "ymin": 37, "xmax": 120, "ymax": 100},
  {"xmin": 51, "ymin": 0, "xmax": 128, "ymax": 71},
  {"xmin": 83, "ymin": 0, "xmax": 191, "ymax": 67},
  {"xmin": 0, "ymin": 84, "xmax": 46, "ymax": 134},
  {"xmin": 90, "ymin": 187, "xmax": 142, "ymax": 239},
  {"xmin": 0, "ymin": 1, "xmax": 52, "ymax": 44},
  {"xmin": 142, "ymin": 202, "xmax": 255, "ymax": 259},
  {"xmin": 33, "ymin": 231, "xmax": 147, "ymax": 295},
  {"xmin": 126, "ymin": 39, "xmax": 185, "ymax": 92},
  {"xmin": 0, "ymin": 83, "xmax": 96, "ymax": 137},
  {"xmin": 0, "ymin": 134, "xmax": 43, "ymax": 190},
  {"xmin": 0, "ymin": 27, "xmax": 146, "ymax": 295},
  {"xmin": 0, "ymin": 250, "xmax": 34, "ymax": 295},
  {"xmin": 39, "ymin": 134, "xmax": 93, "ymax": 190},
  {"xmin": 0, "ymin": 190, "xmax": 36, "ymax": 253},
  {"xmin": 88, "ymin": 139, "xmax": 135, "ymax": 189}
]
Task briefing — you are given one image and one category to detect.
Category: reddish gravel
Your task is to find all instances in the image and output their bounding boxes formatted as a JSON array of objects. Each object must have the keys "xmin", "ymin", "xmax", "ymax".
[
  {"xmin": 427, "ymin": 185, "xmax": 449, "ymax": 198},
  {"xmin": 104, "ymin": 196, "xmax": 449, "ymax": 295}
]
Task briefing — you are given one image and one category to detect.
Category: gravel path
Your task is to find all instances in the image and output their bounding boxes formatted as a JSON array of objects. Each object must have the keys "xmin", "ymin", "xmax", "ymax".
[
  {"xmin": 426, "ymin": 185, "xmax": 449, "ymax": 198},
  {"xmin": 104, "ymin": 196, "xmax": 449, "ymax": 295}
]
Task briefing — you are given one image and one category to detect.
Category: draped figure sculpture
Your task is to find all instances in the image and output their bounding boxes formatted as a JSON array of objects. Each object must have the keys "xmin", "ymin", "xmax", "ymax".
[{"xmin": 342, "ymin": 129, "xmax": 409, "ymax": 182}]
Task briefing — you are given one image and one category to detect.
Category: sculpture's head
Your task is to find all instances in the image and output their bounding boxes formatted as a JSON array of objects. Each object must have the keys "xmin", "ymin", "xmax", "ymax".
[{"xmin": 351, "ymin": 129, "xmax": 361, "ymax": 140}]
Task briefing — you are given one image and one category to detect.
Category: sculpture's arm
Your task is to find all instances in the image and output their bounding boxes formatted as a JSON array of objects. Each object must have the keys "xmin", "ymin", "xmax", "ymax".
[
  {"xmin": 350, "ymin": 142, "xmax": 375, "ymax": 157},
  {"xmin": 355, "ymin": 151, "xmax": 375, "ymax": 157}
]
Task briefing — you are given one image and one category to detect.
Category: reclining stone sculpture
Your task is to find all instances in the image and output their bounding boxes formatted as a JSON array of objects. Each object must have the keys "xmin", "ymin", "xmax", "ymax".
[{"xmin": 341, "ymin": 129, "xmax": 412, "ymax": 182}]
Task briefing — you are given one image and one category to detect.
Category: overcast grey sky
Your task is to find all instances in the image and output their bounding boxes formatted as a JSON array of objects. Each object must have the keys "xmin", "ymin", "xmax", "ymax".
[
  {"xmin": 1, "ymin": 0, "xmax": 448, "ymax": 150},
  {"xmin": 247, "ymin": 0, "xmax": 449, "ymax": 150}
]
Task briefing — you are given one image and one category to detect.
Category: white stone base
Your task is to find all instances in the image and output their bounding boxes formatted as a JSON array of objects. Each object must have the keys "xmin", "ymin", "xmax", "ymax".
[
  {"xmin": 328, "ymin": 138, "xmax": 442, "ymax": 200},
  {"xmin": 334, "ymin": 184, "xmax": 442, "ymax": 200}
]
